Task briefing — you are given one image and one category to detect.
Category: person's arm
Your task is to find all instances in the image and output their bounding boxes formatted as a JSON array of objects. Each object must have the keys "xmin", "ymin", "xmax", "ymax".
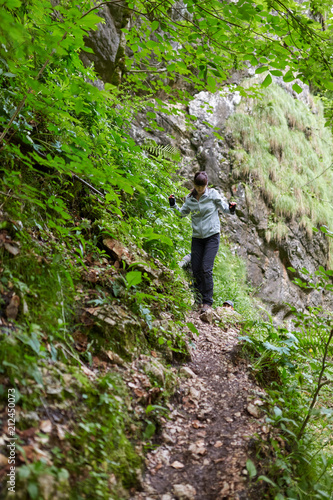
[
  {"xmin": 169, "ymin": 195, "xmax": 191, "ymax": 217},
  {"xmin": 213, "ymin": 190, "xmax": 236, "ymax": 215}
]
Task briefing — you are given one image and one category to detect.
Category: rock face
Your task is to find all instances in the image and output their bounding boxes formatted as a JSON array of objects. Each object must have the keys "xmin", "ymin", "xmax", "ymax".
[{"xmin": 81, "ymin": 3, "xmax": 128, "ymax": 83}]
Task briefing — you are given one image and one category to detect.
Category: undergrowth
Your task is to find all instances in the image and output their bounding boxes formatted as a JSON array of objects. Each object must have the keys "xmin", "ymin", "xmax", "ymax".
[{"xmin": 240, "ymin": 254, "xmax": 333, "ymax": 499}]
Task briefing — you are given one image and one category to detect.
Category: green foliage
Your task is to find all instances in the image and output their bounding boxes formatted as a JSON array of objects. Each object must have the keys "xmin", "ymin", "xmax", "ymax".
[
  {"xmin": 122, "ymin": 0, "xmax": 333, "ymax": 107},
  {"xmin": 213, "ymin": 237, "xmax": 259, "ymax": 320},
  {"xmin": 240, "ymin": 262, "xmax": 333, "ymax": 498},
  {"xmin": 142, "ymin": 140, "xmax": 181, "ymax": 162}
]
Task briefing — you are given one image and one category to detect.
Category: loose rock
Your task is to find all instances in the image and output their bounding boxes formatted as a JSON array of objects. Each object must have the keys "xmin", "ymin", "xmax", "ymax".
[{"xmin": 173, "ymin": 483, "xmax": 196, "ymax": 500}]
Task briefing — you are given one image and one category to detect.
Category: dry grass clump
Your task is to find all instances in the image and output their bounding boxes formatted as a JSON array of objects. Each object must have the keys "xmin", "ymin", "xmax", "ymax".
[
  {"xmin": 265, "ymin": 220, "xmax": 289, "ymax": 243},
  {"xmin": 226, "ymin": 83, "xmax": 333, "ymax": 245}
]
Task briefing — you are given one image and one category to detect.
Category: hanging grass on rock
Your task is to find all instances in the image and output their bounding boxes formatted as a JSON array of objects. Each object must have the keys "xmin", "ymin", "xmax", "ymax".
[{"xmin": 226, "ymin": 83, "xmax": 333, "ymax": 255}]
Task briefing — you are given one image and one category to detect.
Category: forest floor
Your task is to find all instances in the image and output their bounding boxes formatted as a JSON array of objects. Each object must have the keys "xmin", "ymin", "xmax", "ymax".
[{"xmin": 131, "ymin": 311, "xmax": 268, "ymax": 500}]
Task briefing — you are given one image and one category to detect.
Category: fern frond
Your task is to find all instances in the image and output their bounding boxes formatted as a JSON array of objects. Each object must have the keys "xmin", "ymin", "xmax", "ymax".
[{"xmin": 142, "ymin": 140, "xmax": 181, "ymax": 162}]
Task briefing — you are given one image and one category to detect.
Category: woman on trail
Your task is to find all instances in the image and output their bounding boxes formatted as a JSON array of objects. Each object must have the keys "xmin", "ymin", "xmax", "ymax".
[{"xmin": 169, "ymin": 171, "xmax": 236, "ymax": 313}]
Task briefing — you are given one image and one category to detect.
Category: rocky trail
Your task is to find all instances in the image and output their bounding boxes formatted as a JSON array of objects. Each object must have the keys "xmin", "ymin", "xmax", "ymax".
[{"xmin": 131, "ymin": 311, "xmax": 268, "ymax": 500}]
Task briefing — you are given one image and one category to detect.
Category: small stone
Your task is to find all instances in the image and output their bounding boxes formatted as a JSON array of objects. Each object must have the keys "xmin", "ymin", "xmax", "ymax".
[
  {"xmin": 179, "ymin": 367, "xmax": 196, "ymax": 379},
  {"xmin": 234, "ymin": 412, "xmax": 241, "ymax": 417},
  {"xmin": 189, "ymin": 441, "xmax": 206, "ymax": 456},
  {"xmin": 162, "ymin": 432, "xmax": 177, "ymax": 445},
  {"xmin": 189, "ymin": 387, "xmax": 200, "ymax": 399},
  {"xmin": 6, "ymin": 294, "xmax": 20, "ymax": 320},
  {"xmin": 173, "ymin": 483, "xmax": 196, "ymax": 500},
  {"xmin": 161, "ymin": 495, "xmax": 175, "ymax": 500},
  {"xmin": 171, "ymin": 461, "xmax": 184, "ymax": 469},
  {"xmin": 106, "ymin": 351, "xmax": 124, "ymax": 365},
  {"xmin": 214, "ymin": 441, "xmax": 223, "ymax": 448},
  {"xmin": 199, "ymin": 310, "xmax": 213, "ymax": 324},
  {"xmin": 219, "ymin": 482, "xmax": 230, "ymax": 495},
  {"xmin": 262, "ymin": 425, "xmax": 270, "ymax": 434},
  {"xmin": 225, "ymin": 417, "xmax": 233, "ymax": 423},
  {"xmin": 253, "ymin": 398, "xmax": 264, "ymax": 406},
  {"xmin": 247, "ymin": 403, "xmax": 260, "ymax": 418}
]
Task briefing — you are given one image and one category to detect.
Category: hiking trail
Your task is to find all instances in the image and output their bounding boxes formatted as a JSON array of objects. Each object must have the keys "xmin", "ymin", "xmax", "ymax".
[{"xmin": 131, "ymin": 311, "xmax": 268, "ymax": 500}]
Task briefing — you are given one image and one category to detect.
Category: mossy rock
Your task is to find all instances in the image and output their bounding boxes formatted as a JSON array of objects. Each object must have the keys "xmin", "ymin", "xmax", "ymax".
[{"xmin": 85, "ymin": 304, "xmax": 147, "ymax": 359}]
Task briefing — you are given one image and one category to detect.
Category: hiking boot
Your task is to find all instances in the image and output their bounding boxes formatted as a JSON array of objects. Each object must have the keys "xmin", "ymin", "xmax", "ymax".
[{"xmin": 200, "ymin": 304, "xmax": 211, "ymax": 314}]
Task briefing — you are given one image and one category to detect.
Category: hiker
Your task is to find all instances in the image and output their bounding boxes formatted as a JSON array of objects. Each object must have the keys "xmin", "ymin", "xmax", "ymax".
[{"xmin": 169, "ymin": 171, "xmax": 236, "ymax": 313}]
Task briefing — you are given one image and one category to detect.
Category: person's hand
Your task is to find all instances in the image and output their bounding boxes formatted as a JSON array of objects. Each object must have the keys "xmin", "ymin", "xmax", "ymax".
[
  {"xmin": 229, "ymin": 202, "xmax": 236, "ymax": 214},
  {"xmin": 169, "ymin": 195, "xmax": 176, "ymax": 207}
]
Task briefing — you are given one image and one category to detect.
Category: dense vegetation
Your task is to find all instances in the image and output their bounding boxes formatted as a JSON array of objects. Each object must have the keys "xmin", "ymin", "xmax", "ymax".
[{"xmin": 1, "ymin": 0, "xmax": 333, "ymax": 498}]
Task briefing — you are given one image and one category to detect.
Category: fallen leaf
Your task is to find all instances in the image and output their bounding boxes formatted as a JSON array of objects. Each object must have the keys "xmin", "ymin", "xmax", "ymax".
[
  {"xmin": 214, "ymin": 441, "xmax": 223, "ymax": 448},
  {"xmin": 106, "ymin": 351, "xmax": 124, "ymax": 365},
  {"xmin": 81, "ymin": 364, "xmax": 96, "ymax": 379},
  {"xmin": 134, "ymin": 389, "xmax": 147, "ymax": 398},
  {"xmin": 16, "ymin": 426, "xmax": 36, "ymax": 438},
  {"xmin": 40, "ymin": 420, "xmax": 52, "ymax": 433},
  {"xmin": 171, "ymin": 460, "xmax": 184, "ymax": 469},
  {"xmin": 56, "ymin": 424, "xmax": 67, "ymax": 440},
  {"xmin": 151, "ymin": 350, "xmax": 157, "ymax": 358},
  {"xmin": 4, "ymin": 242, "xmax": 20, "ymax": 256}
]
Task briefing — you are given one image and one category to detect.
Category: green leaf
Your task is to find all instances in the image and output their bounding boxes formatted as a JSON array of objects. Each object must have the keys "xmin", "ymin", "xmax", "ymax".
[
  {"xmin": 207, "ymin": 76, "xmax": 216, "ymax": 91},
  {"xmin": 126, "ymin": 271, "xmax": 142, "ymax": 287},
  {"xmin": 145, "ymin": 405, "xmax": 154, "ymax": 414},
  {"xmin": 4, "ymin": 0, "xmax": 21, "ymax": 7},
  {"xmin": 270, "ymin": 70, "xmax": 283, "ymax": 76},
  {"xmin": 246, "ymin": 459, "xmax": 257, "ymax": 478},
  {"xmin": 273, "ymin": 406, "xmax": 282, "ymax": 417},
  {"xmin": 292, "ymin": 83, "xmax": 303, "ymax": 94},
  {"xmin": 261, "ymin": 74, "xmax": 272, "ymax": 88},
  {"xmin": 27, "ymin": 482, "xmax": 39, "ymax": 499},
  {"xmin": 283, "ymin": 70, "xmax": 294, "ymax": 83},
  {"xmin": 151, "ymin": 20, "xmax": 159, "ymax": 31},
  {"xmin": 255, "ymin": 66, "xmax": 269, "ymax": 74},
  {"xmin": 143, "ymin": 421, "xmax": 156, "ymax": 439},
  {"xmin": 186, "ymin": 322, "xmax": 200, "ymax": 336},
  {"xmin": 258, "ymin": 475, "xmax": 277, "ymax": 487},
  {"xmin": 322, "ymin": 79, "xmax": 333, "ymax": 91}
]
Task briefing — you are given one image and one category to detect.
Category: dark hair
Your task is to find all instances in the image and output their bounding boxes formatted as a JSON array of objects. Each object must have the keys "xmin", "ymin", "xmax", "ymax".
[{"xmin": 189, "ymin": 171, "xmax": 208, "ymax": 197}]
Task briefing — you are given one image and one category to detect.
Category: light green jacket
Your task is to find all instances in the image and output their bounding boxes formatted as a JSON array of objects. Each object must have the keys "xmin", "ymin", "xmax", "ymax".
[{"xmin": 172, "ymin": 188, "xmax": 231, "ymax": 239}]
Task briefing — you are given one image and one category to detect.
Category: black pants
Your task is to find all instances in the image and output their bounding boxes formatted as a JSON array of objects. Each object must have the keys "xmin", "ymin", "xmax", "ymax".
[{"xmin": 191, "ymin": 233, "xmax": 220, "ymax": 306}]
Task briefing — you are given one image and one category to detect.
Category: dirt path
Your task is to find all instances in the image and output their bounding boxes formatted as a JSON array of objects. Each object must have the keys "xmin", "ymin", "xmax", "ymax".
[{"xmin": 131, "ymin": 311, "xmax": 267, "ymax": 500}]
